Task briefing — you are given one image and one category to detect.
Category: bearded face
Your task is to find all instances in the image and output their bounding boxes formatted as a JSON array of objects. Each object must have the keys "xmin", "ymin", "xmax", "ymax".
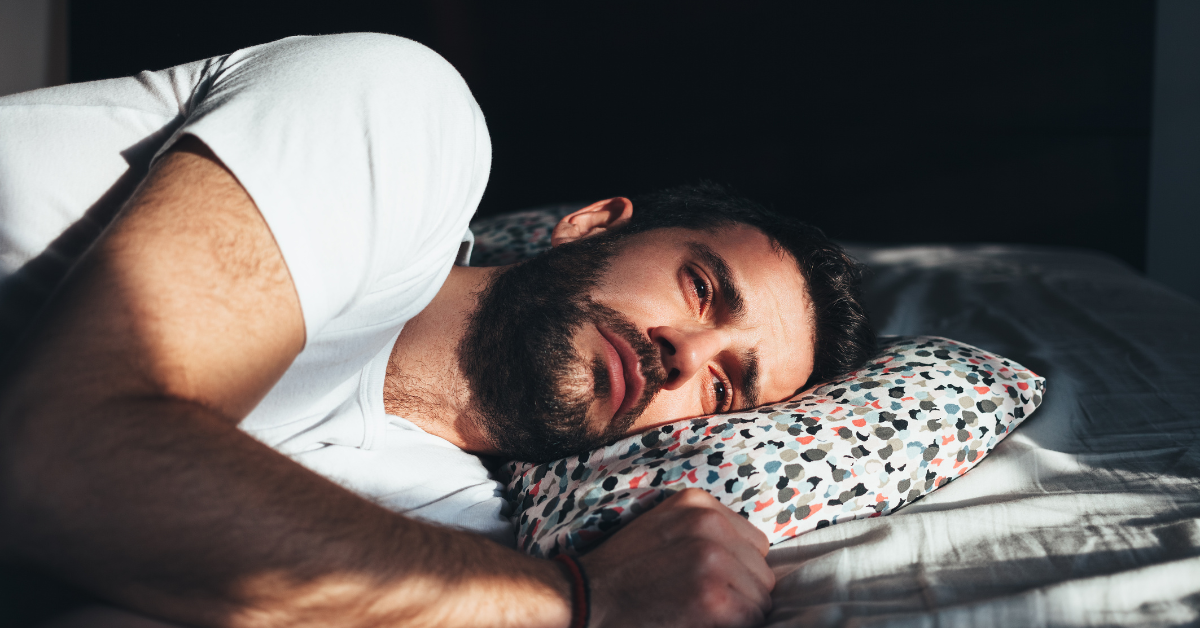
[{"xmin": 458, "ymin": 231, "xmax": 666, "ymax": 463}]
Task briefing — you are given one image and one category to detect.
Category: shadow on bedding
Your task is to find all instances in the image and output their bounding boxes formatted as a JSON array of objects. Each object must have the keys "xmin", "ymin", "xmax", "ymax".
[{"xmin": 767, "ymin": 486, "xmax": 1200, "ymax": 627}]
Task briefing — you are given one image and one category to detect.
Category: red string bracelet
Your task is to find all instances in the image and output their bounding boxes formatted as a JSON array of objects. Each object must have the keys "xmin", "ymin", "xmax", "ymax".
[{"xmin": 552, "ymin": 554, "xmax": 591, "ymax": 628}]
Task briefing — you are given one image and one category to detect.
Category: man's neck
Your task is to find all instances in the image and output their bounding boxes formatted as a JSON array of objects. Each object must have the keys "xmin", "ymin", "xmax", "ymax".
[{"xmin": 382, "ymin": 263, "xmax": 503, "ymax": 454}]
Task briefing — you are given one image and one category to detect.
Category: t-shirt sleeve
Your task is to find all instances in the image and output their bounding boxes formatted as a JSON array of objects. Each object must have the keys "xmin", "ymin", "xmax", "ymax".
[{"xmin": 160, "ymin": 34, "xmax": 491, "ymax": 340}]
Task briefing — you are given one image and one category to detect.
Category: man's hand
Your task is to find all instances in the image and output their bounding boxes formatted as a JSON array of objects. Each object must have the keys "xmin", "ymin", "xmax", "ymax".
[{"xmin": 582, "ymin": 488, "xmax": 775, "ymax": 628}]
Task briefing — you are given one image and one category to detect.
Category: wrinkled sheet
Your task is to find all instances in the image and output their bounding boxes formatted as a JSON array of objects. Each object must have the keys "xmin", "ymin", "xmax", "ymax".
[{"xmin": 764, "ymin": 244, "xmax": 1200, "ymax": 627}]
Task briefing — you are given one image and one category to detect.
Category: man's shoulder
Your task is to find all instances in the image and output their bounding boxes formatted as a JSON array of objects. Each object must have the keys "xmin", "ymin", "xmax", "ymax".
[{"xmin": 225, "ymin": 33, "xmax": 474, "ymax": 106}]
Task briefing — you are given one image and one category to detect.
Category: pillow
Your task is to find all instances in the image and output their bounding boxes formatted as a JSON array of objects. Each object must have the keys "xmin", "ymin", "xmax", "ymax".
[
  {"xmin": 469, "ymin": 204, "xmax": 581, "ymax": 267},
  {"xmin": 503, "ymin": 336, "xmax": 1045, "ymax": 558}
]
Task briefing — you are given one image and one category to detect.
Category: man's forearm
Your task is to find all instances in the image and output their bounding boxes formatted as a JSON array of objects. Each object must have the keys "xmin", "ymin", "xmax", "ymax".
[
  {"xmin": 0, "ymin": 141, "xmax": 571, "ymax": 628},
  {"xmin": 0, "ymin": 393, "xmax": 571, "ymax": 628}
]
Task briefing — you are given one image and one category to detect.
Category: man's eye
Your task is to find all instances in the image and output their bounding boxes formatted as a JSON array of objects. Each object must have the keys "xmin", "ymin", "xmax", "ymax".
[
  {"xmin": 690, "ymin": 270, "xmax": 710, "ymax": 307},
  {"xmin": 712, "ymin": 374, "xmax": 729, "ymax": 412}
]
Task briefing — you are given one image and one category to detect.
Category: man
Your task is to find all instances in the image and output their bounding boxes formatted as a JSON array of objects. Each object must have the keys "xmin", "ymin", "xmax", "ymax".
[{"xmin": 0, "ymin": 34, "xmax": 873, "ymax": 627}]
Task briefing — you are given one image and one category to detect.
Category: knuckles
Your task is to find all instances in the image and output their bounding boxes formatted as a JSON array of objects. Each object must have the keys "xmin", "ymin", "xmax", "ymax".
[
  {"xmin": 591, "ymin": 487, "xmax": 777, "ymax": 628},
  {"xmin": 693, "ymin": 580, "xmax": 765, "ymax": 628},
  {"xmin": 695, "ymin": 580, "xmax": 734, "ymax": 615},
  {"xmin": 664, "ymin": 506, "xmax": 737, "ymax": 547},
  {"xmin": 678, "ymin": 537, "xmax": 731, "ymax": 573},
  {"xmin": 672, "ymin": 487, "xmax": 718, "ymax": 506}
]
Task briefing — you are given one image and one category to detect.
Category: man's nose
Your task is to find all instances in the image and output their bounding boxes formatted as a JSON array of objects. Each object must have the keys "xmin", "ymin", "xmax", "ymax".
[{"xmin": 649, "ymin": 326, "xmax": 728, "ymax": 390}]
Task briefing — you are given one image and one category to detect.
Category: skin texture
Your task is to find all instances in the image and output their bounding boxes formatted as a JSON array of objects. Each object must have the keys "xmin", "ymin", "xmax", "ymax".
[
  {"xmin": 387, "ymin": 198, "xmax": 816, "ymax": 457},
  {"xmin": 0, "ymin": 138, "xmax": 794, "ymax": 627},
  {"xmin": 570, "ymin": 220, "xmax": 816, "ymax": 432},
  {"xmin": 552, "ymin": 199, "xmax": 815, "ymax": 433}
]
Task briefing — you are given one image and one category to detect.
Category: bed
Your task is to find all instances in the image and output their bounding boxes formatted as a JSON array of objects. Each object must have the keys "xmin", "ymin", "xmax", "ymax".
[
  {"xmin": 4, "ymin": 213, "xmax": 1199, "ymax": 627},
  {"xmin": 469, "ymin": 206, "xmax": 1200, "ymax": 626},
  {"xmin": 758, "ymin": 242, "xmax": 1200, "ymax": 627}
]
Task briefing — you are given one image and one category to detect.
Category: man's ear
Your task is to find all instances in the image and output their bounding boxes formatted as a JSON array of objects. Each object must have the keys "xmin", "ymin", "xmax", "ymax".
[{"xmin": 551, "ymin": 197, "xmax": 634, "ymax": 247}]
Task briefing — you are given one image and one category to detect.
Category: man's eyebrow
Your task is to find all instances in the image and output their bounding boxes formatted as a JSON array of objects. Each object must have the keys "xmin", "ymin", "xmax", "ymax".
[
  {"xmin": 686, "ymin": 242, "xmax": 746, "ymax": 322},
  {"xmin": 685, "ymin": 241, "xmax": 759, "ymax": 408},
  {"xmin": 740, "ymin": 348, "xmax": 760, "ymax": 409}
]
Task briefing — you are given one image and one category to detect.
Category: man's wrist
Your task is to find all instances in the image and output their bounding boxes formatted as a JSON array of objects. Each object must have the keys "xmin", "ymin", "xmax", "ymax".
[
  {"xmin": 525, "ymin": 552, "xmax": 576, "ymax": 628},
  {"xmin": 552, "ymin": 555, "xmax": 591, "ymax": 628}
]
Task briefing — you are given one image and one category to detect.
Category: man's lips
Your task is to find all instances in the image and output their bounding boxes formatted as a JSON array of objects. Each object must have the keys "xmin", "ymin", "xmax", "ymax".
[{"xmin": 598, "ymin": 325, "xmax": 647, "ymax": 421}]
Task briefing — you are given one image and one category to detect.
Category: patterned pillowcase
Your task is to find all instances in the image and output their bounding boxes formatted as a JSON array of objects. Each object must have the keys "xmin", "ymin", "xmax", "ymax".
[
  {"xmin": 503, "ymin": 336, "xmax": 1045, "ymax": 558},
  {"xmin": 469, "ymin": 204, "xmax": 582, "ymax": 267}
]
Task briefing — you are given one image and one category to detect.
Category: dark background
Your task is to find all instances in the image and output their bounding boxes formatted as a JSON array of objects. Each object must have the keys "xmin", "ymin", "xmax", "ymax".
[{"xmin": 70, "ymin": 1, "xmax": 1156, "ymax": 270}]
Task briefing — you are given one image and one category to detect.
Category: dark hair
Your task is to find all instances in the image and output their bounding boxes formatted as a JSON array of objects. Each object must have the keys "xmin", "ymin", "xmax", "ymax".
[{"xmin": 622, "ymin": 181, "xmax": 876, "ymax": 388}]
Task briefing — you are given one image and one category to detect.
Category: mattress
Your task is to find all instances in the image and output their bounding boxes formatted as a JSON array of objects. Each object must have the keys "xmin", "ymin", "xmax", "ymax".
[{"xmin": 763, "ymin": 243, "xmax": 1200, "ymax": 627}]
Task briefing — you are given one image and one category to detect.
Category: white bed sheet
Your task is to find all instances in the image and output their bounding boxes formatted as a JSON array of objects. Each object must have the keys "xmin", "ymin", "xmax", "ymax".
[{"xmin": 764, "ymin": 244, "xmax": 1200, "ymax": 627}]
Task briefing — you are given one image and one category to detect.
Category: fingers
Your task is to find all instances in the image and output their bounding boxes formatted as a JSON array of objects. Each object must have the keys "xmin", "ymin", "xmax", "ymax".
[
  {"xmin": 682, "ymin": 576, "xmax": 766, "ymax": 628},
  {"xmin": 657, "ymin": 489, "xmax": 774, "ymax": 593},
  {"xmin": 720, "ymin": 528, "xmax": 777, "ymax": 595},
  {"xmin": 687, "ymin": 556, "xmax": 771, "ymax": 628},
  {"xmin": 686, "ymin": 536, "xmax": 774, "ymax": 617},
  {"xmin": 580, "ymin": 487, "xmax": 776, "ymax": 627},
  {"xmin": 668, "ymin": 490, "xmax": 776, "ymax": 614},
  {"xmin": 708, "ymin": 584, "xmax": 769, "ymax": 627},
  {"xmin": 670, "ymin": 488, "xmax": 771, "ymax": 556}
]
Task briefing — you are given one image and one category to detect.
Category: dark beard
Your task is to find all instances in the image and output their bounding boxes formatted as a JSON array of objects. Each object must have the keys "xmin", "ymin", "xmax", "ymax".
[{"xmin": 458, "ymin": 232, "xmax": 667, "ymax": 463}]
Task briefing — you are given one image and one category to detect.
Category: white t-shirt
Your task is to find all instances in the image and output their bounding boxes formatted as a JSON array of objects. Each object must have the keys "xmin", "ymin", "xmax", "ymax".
[{"xmin": 0, "ymin": 34, "xmax": 514, "ymax": 543}]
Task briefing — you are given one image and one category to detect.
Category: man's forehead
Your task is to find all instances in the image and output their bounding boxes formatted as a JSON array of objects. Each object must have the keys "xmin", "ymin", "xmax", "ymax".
[
  {"xmin": 676, "ymin": 227, "xmax": 815, "ymax": 405},
  {"xmin": 639, "ymin": 224, "xmax": 790, "ymax": 265}
]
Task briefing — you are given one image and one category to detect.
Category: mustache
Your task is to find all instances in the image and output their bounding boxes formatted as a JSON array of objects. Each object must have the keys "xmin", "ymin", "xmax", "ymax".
[
  {"xmin": 459, "ymin": 226, "xmax": 668, "ymax": 462},
  {"xmin": 585, "ymin": 301, "xmax": 669, "ymax": 436}
]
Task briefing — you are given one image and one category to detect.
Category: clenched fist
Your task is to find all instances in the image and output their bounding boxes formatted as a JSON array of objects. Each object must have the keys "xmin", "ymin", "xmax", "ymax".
[{"xmin": 579, "ymin": 488, "xmax": 775, "ymax": 628}]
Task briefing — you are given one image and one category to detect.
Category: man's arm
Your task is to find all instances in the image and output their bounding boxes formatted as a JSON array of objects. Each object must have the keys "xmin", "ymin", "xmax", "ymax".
[{"xmin": 0, "ymin": 138, "xmax": 773, "ymax": 627}]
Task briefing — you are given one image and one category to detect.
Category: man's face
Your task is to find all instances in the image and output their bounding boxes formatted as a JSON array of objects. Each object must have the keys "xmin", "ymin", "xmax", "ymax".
[
  {"xmin": 459, "ymin": 223, "xmax": 814, "ymax": 462},
  {"xmin": 579, "ymin": 224, "xmax": 815, "ymax": 434}
]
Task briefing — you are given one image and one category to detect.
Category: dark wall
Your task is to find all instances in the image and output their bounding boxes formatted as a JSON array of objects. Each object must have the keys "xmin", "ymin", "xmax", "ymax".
[{"xmin": 70, "ymin": 1, "xmax": 1154, "ymax": 269}]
